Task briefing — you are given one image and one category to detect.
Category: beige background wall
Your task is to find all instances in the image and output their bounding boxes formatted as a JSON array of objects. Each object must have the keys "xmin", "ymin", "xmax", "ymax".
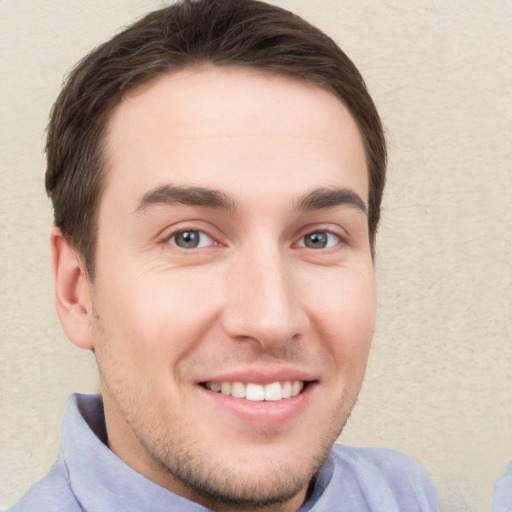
[{"xmin": 1, "ymin": 1, "xmax": 510, "ymax": 511}]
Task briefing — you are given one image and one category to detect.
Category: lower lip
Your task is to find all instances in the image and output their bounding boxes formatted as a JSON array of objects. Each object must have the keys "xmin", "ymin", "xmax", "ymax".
[{"xmin": 198, "ymin": 383, "xmax": 316, "ymax": 429}]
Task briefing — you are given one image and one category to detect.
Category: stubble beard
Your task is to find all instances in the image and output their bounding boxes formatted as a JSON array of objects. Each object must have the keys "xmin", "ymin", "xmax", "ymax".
[
  {"xmin": 126, "ymin": 413, "xmax": 346, "ymax": 511},
  {"xmin": 140, "ymin": 433, "xmax": 324, "ymax": 510},
  {"xmin": 97, "ymin": 365, "xmax": 357, "ymax": 512},
  {"xmin": 115, "ymin": 387, "xmax": 356, "ymax": 511},
  {"xmin": 92, "ymin": 302, "xmax": 360, "ymax": 511}
]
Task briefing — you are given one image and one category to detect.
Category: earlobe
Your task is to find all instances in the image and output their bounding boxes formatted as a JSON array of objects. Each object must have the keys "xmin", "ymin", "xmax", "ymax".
[{"xmin": 50, "ymin": 227, "xmax": 95, "ymax": 350}]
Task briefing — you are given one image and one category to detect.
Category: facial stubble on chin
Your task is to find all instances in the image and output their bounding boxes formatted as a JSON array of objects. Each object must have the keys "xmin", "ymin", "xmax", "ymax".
[
  {"xmin": 112, "ymin": 382, "xmax": 356, "ymax": 510},
  {"xmin": 91, "ymin": 301, "xmax": 361, "ymax": 510},
  {"xmin": 129, "ymin": 394, "xmax": 356, "ymax": 511}
]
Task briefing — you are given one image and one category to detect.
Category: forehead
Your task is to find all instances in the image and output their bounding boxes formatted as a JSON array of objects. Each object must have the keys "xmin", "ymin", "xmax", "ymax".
[{"xmin": 102, "ymin": 66, "xmax": 368, "ymax": 209}]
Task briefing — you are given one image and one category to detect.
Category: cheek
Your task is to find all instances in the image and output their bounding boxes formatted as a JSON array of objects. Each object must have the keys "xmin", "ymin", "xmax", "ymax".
[
  {"xmin": 309, "ymin": 270, "xmax": 376, "ymax": 366},
  {"xmin": 94, "ymin": 266, "xmax": 223, "ymax": 364}
]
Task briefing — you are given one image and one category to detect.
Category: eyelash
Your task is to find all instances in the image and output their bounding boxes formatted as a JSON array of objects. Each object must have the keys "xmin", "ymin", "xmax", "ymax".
[
  {"xmin": 163, "ymin": 227, "xmax": 344, "ymax": 251},
  {"xmin": 296, "ymin": 231, "xmax": 341, "ymax": 250},
  {"xmin": 165, "ymin": 229, "xmax": 217, "ymax": 249}
]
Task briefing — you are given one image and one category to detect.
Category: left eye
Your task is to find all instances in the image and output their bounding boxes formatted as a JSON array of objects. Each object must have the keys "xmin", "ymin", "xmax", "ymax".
[
  {"xmin": 298, "ymin": 231, "xmax": 340, "ymax": 249},
  {"xmin": 167, "ymin": 230, "xmax": 213, "ymax": 249}
]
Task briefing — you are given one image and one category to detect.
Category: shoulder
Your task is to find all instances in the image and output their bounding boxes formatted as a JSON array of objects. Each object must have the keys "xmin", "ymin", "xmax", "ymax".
[
  {"xmin": 493, "ymin": 460, "xmax": 512, "ymax": 512},
  {"xmin": 332, "ymin": 444, "xmax": 429, "ymax": 475},
  {"xmin": 329, "ymin": 444, "xmax": 440, "ymax": 511},
  {"xmin": 5, "ymin": 455, "xmax": 83, "ymax": 512}
]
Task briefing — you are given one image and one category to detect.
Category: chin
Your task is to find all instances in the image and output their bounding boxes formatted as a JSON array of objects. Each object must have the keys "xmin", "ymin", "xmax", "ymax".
[{"xmin": 161, "ymin": 450, "xmax": 325, "ymax": 511}]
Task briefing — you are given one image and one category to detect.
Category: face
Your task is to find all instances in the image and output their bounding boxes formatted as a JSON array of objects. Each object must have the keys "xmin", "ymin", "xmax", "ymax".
[{"xmin": 86, "ymin": 66, "xmax": 375, "ymax": 511}]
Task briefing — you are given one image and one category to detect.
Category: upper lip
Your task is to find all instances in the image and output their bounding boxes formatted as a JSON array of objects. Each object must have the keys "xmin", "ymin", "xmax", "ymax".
[{"xmin": 197, "ymin": 366, "xmax": 319, "ymax": 385}]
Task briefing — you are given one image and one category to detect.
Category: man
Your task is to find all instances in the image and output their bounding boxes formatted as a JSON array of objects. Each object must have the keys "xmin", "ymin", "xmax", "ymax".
[{"xmin": 8, "ymin": 0, "xmax": 439, "ymax": 510}]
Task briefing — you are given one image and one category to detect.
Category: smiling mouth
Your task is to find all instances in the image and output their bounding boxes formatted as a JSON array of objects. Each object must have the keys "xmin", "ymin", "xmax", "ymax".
[{"xmin": 201, "ymin": 380, "xmax": 307, "ymax": 402}]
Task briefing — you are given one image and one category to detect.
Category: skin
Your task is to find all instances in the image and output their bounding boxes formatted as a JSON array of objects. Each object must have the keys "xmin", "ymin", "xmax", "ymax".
[{"xmin": 52, "ymin": 66, "xmax": 376, "ymax": 512}]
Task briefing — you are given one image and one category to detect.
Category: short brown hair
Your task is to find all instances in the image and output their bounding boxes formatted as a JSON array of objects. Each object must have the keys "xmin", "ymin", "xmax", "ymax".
[{"xmin": 46, "ymin": 0, "xmax": 386, "ymax": 277}]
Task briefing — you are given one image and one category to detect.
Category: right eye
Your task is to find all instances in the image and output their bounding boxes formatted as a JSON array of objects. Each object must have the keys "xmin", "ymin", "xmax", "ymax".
[
  {"xmin": 167, "ymin": 230, "xmax": 214, "ymax": 249},
  {"xmin": 297, "ymin": 231, "xmax": 341, "ymax": 249}
]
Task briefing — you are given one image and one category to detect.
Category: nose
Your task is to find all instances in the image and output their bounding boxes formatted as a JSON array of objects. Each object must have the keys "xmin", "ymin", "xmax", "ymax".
[{"xmin": 220, "ymin": 245, "xmax": 310, "ymax": 348}]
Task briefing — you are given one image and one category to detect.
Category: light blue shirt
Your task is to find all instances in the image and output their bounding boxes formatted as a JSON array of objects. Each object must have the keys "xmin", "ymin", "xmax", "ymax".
[
  {"xmin": 493, "ymin": 461, "xmax": 512, "ymax": 512},
  {"xmin": 7, "ymin": 394, "xmax": 440, "ymax": 511}
]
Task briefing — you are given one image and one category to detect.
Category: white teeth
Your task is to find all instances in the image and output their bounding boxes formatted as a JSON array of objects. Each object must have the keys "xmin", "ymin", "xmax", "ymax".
[
  {"xmin": 210, "ymin": 382, "xmax": 221, "ymax": 393},
  {"xmin": 205, "ymin": 380, "xmax": 305, "ymax": 401},
  {"xmin": 246, "ymin": 383, "xmax": 265, "ymax": 401},
  {"xmin": 220, "ymin": 382, "xmax": 231, "ymax": 395},
  {"xmin": 264, "ymin": 382, "xmax": 282, "ymax": 401},
  {"xmin": 231, "ymin": 381, "xmax": 245, "ymax": 399},
  {"xmin": 291, "ymin": 380, "xmax": 303, "ymax": 396}
]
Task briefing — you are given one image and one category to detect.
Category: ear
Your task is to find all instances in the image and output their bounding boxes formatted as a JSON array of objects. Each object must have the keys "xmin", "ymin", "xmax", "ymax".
[{"xmin": 50, "ymin": 227, "xmax": 95, "ymax": 350}]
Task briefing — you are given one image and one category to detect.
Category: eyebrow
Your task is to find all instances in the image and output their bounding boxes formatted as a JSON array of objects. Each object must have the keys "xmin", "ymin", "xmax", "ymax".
[
  {"xmin": 295, "ymin": 187, "xmax": 367, "ymax": 215},
  {"xmin": 135, "ymin": 185, "xmax": 239, "ymax": 214},
  {"xmin": 134, "ymin": 184, "xmax": 367, "ymax": 216}
]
